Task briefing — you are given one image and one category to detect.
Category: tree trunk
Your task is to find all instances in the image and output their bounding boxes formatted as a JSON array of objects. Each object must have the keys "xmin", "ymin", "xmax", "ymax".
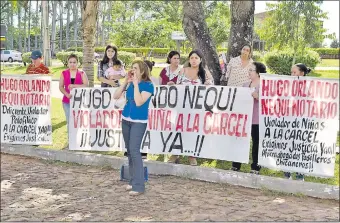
[
  {"xmin": 82, "ymin": 0, "xmax": 99, "ymax": 87},
  {"xmin": 182, "ymin": 1, "xmax": 222, "ymax": 85},
  {"xmin": 96, "ymin": 3, "xmax": 99, "ymax": 46},
  {"xmin": 23, "ymin": 7, "xmax": 27, "ymax": 52},
  {"xmin": 66, "ymin": 1, "xmax": 70, "ymax": 49},
  {"xmin": 101, "ymin": 1, "xmax": 106, "ymax": 46},
  {"xmin": 18, "ymin": 5, "xmax": 22, "ymax": 52},
  {"xmin": 59, "ymin": 0, "xmax": 63, "ymax": 51},
  {"xmin": 51, "ymin": 0, "xmax": 57, "ymax": 56},
  {"xmin": 40, "ymin": 2, "xmax": 43, "ymax": 51},
  {"xmin": 35, "ymin": 0, "xmax": 38, "ymax": 50},
  {"xmin": 226, "ymin": 0, "xmax": 255, "ymax": 63},
  {"xmin": 73, "ymin": 1, "xmax": 78, "ymax": 47},
  {"xmin": 27, "ymin": 0, "xmax": 31, "ymax": 52}
]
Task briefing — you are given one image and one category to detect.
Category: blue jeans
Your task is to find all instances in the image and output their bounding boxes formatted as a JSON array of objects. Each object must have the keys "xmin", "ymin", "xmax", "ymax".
[
  {"xmin": 62, "ymin": 102, "xmax": 70, "ymax": 142},
  {"xmin": 122, "ymin": 119, "xmax": 147, "ymax": 193}
]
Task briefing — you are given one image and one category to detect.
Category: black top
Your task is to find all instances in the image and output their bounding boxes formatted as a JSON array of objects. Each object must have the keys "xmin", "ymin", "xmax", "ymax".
[{"xmin": 71, "ymin": 78, "xmax": 75, "ymax": 84}]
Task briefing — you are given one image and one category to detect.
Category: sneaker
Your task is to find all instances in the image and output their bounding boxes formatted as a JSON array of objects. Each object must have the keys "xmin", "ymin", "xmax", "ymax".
[
  {"xmin": 284, "ymin": 172, "xmax": 292, "ymax": 180},
  {"xmin": 231, "ymin": 167, "xmax": 240, "ymax": 172},
  {"xmin": 250, "ymin": 169, "xmax": 260, "ymax": 175},
  {"xmin": 295, "ymin": 173, "xmax": 305, "ymax": 181},
  {"xmin": 126, "ymin": 185, "xmax": 132, "ymax": 191},
  {"xmin": 188, "ymin": 157, "xmax": 197, "ymax": 166},
  {"xmin": 129, "ymin": 191, "xmax": 143, "ymax": 196},
  {"xmin": 167, "ymin": 155, "xmax": 180, "ymax": 164}
]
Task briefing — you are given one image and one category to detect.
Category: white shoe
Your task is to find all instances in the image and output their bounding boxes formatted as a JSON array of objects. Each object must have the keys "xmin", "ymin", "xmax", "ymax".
[
  {"xmin": 126, "ymin": 185, "xmax": 132, "ymax": 191},
  {"xmin": 129, "ymin": 191, "xmax": 143, "ymax": 196}
]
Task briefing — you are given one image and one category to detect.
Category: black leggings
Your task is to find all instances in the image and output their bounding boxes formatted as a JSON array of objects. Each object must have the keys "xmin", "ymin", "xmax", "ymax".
[{"xmin": 232, "ymin": 124, "xmax": 260, "ymax": 171}]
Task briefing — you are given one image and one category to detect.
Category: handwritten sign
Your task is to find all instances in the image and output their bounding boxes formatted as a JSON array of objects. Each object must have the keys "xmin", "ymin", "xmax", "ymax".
[
  {"xmin": 69, "ymin": 86, "xmax": 253, "ymax": 163},
  {"xmin": 69, "ymin": 88, "xmax": 124, "ymax": 151},
  {"xmin": 258, "ymin": 74, "xmax": 339, "ymax": 177},
  {"xmin": 141, "ymin": 85, "xmax": 253, "ymax": 163},
  {"xmin": 0, "ymin": 75, "xmax": 52, "ymax": 145}
]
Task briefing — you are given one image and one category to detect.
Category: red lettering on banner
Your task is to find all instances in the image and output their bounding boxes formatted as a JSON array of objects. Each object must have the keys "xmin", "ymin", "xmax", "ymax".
[
  {"xmin": 176, "ymin": 113, "xmax": 184, "ymax": 132},
  {"xmin": 103, "ymin": 111, "xmax": 110, "ymax": 128},
  {"xmin": 95, "ymin": 110, "xmax": 103, "ymax": 128},
  {"xmin": 73, "ymin": 110, "xmax": 122, "ymax": 129},
  {"xmin": 227, "ymin": 114, "xmax": 237, "ymax": 136},
  {"xmin": 186, "ymin": 114, "xmax": 193, "ymax": 132},
  {"xmin": 164, "ymin": 110, "xmax": 172, "ymax": 131},
  {"xmin": 203, "ymin": 112, "xmax": 248, "ymax": 137},
  {"xmin": 203, "ymin": 112, "xmax": 212, "ymax": 134},
  {"xmin": 148, "ymin": 109, "xmax": 172, "ymax": 131}
]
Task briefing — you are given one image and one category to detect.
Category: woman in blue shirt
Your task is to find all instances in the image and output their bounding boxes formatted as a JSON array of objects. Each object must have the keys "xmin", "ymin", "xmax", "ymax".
[{"xmin": 114, "ymin": 60, "xmax": 154, "ymax": 196}]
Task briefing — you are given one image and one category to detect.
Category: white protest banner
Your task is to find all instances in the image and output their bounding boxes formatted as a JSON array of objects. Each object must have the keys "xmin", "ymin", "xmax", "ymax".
[
  {"xmin": 259, "ymin": 74, "xmax": 339, "ymax": 177},
  {"xmin": 141, "ymin": 85, "xmax": 254, "ymax": 163},
  {"xmin": 0, "ymin": 75, "xmax": 52, "ymax": 145},
  {"xmin": 69, "ymin": 88, "xmax": 125, "ymax": 151}
]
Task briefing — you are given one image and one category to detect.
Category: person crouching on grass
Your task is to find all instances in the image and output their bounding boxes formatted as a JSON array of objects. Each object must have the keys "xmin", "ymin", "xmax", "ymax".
[
  {"xmin": 231, "ymin": 62, "xmax": 267, "ymax": 174},
  {"xmin": 113, "ymin": 60, "xmax": 154, "ymax": 196}
]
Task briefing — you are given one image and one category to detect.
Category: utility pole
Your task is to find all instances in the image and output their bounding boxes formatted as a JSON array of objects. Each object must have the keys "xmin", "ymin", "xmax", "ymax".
[{"xmin": 42, "ymin": 0, "xmax": 51, "ymax": 66}]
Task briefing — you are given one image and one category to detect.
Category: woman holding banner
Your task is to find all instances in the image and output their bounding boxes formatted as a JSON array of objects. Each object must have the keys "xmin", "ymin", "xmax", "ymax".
[
  {"xmin": 283, "ymin": 63, "xmax": 311, "ymax": 181},
  {"xmin": 97, "ymin": 45, "xmax": 126, "ymax": 87},
  {"xmin": 167, "ymin": 49, "xmax": 213, "ymax": 166},
  {"xmin": 113, "ymin": 60, "xmax": 154, "ymax": 196},
  {"xmin": 59, "ymin": 54, "xmax": 89, "ymax": 150},
  {"xmin": 231, "ymin": 62, "xmax": 266, "ymax": 174}
]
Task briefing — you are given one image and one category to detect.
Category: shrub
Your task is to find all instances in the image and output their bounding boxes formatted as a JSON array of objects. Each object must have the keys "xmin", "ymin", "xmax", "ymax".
[
  {"xmin": 56, "ymin": 51, "xmax": 83, "ymax": 67},
  {"xmin": 118, "ymin": 51, "xmax": 136, "ymax": 68},
  {"xmin": 264, "ymin": 50, "xmax": 320, "ymax": 75},
  {"xmin": 65, "ymin": 47, "xmax": 83, "ymax": 52},
  {"xmin": 310, "ymin": 48, "xmax": 340, "ymax": 55},
  {"xmin": 22, "ymin": 52, "xmax": 32, "ymax": 64},
  {"xmin": 252, "ymin": 51, "xmax": 264, "ymax": 62}
]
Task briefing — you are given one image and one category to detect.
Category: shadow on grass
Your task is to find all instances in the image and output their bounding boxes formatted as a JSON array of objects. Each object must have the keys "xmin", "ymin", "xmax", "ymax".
[{"xmin": 52, "ymin": 121, "xmax": 66, "ymax": 132}]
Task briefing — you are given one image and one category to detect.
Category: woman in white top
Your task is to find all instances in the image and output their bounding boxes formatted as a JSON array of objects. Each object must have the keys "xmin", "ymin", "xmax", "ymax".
[
  {"xmin": 221, "ymin": 44, "xmax": 253, "ymax": 87},
  {"xmin": 168, "ymin": 50, "xmax": 213, "ymax": 166}
]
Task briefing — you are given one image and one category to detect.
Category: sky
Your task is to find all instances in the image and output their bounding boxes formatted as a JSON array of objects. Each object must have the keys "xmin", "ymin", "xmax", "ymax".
[{"xmin": 255, "ymin": 1, "xmax": 340, "ymax": 46}]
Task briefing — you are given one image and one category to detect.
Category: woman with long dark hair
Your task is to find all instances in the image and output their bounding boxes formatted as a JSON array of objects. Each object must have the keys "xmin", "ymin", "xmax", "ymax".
[
  {"xmin": 97, "ymin": 45, "xmax": 126, "ymax": 87},
  {"xmin": 168, "ymin": 49, "xmax": 213, "ymax": 166}
]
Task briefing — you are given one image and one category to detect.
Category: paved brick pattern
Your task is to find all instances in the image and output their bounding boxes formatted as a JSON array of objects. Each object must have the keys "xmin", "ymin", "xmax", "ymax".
[{"xmin": 1, "ymin": 154, "xmax": 339, "ymax": 221}]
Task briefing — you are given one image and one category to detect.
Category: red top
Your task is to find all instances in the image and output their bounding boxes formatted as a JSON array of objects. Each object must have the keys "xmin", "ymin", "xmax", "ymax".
[
  {"xmin": 25, "ymin": 63, "xmax": 50, "ymax": 74},
  {"xmin": 159, "ymin": 67, "xmax": 180, "ymax": 85}
]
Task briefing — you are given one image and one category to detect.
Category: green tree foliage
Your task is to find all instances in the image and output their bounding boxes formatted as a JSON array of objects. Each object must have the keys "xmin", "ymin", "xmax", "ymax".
[
  {"xmin": 330, "ymin": 39, "xmax": 339, "ymax": 48},
  {"xmin": 258, "ymin": 1, "xmax": 331, "ymax": 53},
  {"xmin": 205, "ymin": 1, "xmax": 231, "ymax": 46}
]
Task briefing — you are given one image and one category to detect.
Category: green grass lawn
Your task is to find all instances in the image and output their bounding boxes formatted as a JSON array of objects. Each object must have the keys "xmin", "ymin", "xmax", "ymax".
[{"xmin": 317, "ymin": 59, "xmax": 339, "ymax": 67}]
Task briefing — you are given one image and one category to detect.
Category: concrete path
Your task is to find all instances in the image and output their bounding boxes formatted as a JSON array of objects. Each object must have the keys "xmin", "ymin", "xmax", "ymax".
[{"xmin": 1, "ymin": 154, "xmax": 339, "ymax": 222}]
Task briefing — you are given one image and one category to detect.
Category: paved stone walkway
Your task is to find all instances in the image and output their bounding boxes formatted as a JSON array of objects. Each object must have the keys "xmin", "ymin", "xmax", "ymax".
[{"xmin": 1, "ymin": 154, "xmax": 339, "ymax": 222}]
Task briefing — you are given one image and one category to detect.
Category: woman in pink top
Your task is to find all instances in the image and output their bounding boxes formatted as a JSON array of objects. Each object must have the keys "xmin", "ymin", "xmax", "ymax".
[
  {"xmin": 231, "ymin": 62, "xmax": 266, "ymax": 174},
  {"xmin": 59, "ymin": 54, "xmax": 89, "ymax": 149}
]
